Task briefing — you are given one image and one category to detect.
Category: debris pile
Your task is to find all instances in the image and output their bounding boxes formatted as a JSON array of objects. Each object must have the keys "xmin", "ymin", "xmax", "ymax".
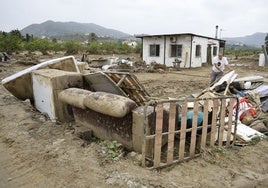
[
  {"xmin": 81, "ymin": 55, "xmax": 173, "ymax": 73},
  {"xmin": 198, "ymin": 70, "xmax": 268, "ymax": 143},
  {"xmin": 1, "ymin": 56, "xmax": 267, "ymax": 168}
]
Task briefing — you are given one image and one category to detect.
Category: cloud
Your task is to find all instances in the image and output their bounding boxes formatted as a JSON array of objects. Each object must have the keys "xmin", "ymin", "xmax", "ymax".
[{"xmin": 0, "ymin": 0, "xmax": 267, "ymax": 37}]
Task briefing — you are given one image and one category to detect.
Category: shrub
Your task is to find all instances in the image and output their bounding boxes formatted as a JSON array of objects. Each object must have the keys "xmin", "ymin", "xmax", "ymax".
[{"xmin": 64, "ymin": 40, "xmax": 83, "ymax": 55}]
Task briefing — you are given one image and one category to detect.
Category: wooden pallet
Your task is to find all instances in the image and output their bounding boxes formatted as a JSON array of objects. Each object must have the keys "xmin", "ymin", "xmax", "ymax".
[
  {"xmin": 141, "ymin": 97, "xmax": 238, "ymax": 169},
  {"xmin": 104, "ymin": 72, "xmax": 150, "ymax": 106}
]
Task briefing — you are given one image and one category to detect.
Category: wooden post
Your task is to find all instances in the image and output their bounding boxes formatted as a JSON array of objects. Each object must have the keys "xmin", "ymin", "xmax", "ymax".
[
  {"xmin": 190, "ymin": 101, "xmax": 198, "ymax": 157},
  {"xmin": 167, "ymin": 102, "xmax": 176, "ymax": 164},
  {"xmin": 210, "ymin": 99, "xmax": 219, "ymax": 146},
  {"xmin": 218, "ymin": 99, "xmax": 226, "ymax": 146},
  {"xmin": 201, "ymin": 100, "xmax": 209, "ymax": 149},
  {"xmin": 226, "ymin": 98, "xmax": 235, "ymax": 146},
  {"xmin": 153, "ymin": 103, "xmax": 164, "ymax": 167},
  {"xmin": 141, "ymin": 105, "xmax": 148, "ymax": 167},
  {"xmin": 179, "ymin": 101, "xmax": 187, "ymax": 160}
]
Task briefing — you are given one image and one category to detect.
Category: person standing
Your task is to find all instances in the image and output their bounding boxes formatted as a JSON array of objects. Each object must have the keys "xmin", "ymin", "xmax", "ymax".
[{"xmin": 210, "ymin": 53, "xmax": 232, "ymax": 84}]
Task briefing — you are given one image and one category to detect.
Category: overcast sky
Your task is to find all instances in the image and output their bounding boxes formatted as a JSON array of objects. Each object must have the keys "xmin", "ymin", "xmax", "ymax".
[{"xmin": 1, "ymin": 0, "xmax": 267, "ymax": 38}]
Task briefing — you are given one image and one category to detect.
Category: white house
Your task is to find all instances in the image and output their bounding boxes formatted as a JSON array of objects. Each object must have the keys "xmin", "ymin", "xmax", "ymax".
[{"xmin": 136, "ymin": 33, "xmax": 225, "ymax": 68}]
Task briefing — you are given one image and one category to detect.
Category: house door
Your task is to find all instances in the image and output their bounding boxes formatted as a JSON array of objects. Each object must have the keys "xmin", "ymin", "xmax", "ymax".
[{"xmin": 207, "ymin": 44, "xmax": 212, "ymax": 65}]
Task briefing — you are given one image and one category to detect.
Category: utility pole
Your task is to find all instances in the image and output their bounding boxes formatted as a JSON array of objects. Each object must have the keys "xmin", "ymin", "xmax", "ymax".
[
  {"xmin": 219, "ymin": 29, "xmax": 225, "ymax": 39},
  {"xmin": 215, "ymin": 25, "xmax": 219, "ymax": 39}
]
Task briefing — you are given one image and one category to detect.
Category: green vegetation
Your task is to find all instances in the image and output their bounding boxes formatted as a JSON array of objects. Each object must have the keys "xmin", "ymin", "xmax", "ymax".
[
  {"xmin": 0, "ymin": 30, "xmax": 140, "ymax": 55},
  {"xmin": 225, "ymin": 48, "xmax": 262, "ymax": 61},
  {"xmin": 214, "ymin": 146, "xmax": 227, "ymax": 155},
  {"xmin": 248, "ymin": 136, "xmax": 261, "ymax": 145},
  {"xmin": 101, "ymin": 140, "xmax": 123, "ymax": 158},
  {"xmin": 0, "ymin": 30, "xmax": 23, "ymax": 53}
]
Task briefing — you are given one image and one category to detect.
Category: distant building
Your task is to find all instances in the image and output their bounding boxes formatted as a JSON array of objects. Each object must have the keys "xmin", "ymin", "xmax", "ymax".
[
  {"xmin": 136, "ymin": 33, "xmax": 225, "ymax": 68},
  {"xmin": 122, "ymin": 40, "xmax": 138, "ymax": 48}
]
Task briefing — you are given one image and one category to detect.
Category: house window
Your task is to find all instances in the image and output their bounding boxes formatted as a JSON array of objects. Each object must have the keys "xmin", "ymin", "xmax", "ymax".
[
  {"xmin": 213, "ymin": 46, "xmax": 217, "ymax": 56},
  {"xmin": 171, "ymin": 45, "xmax": 182, "ymax": 57},
  {"xmin": 150, "ymin": 44, "xmax": 160, "ymax": 56},
  {"xmin": 195, "ymin": 45, "xmax": 201, "ymax": 57}
]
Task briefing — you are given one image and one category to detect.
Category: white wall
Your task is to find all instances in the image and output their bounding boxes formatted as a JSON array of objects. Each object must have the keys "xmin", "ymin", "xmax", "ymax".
[
  {"xmin": 191, "ymin": 36, "xmax": 207, "ymax": 68},
  {"xmin": 143, "ymin": 35, "xmax": 192, "ymax": 67},
  {"xmin": 165, "ymin": 35, "xmax": 192, "ymax": 67},
  {"xmin": 142, "ymin": 36, "xmax": 165, "ymax": 65},
  {"xmin": 142, "ymin": 35, "xmax": 220, "ymax": 68}
]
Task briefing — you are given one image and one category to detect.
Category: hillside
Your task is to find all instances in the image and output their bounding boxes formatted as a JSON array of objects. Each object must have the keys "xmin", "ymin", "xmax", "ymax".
[
  {"xmin": 223, "ymin": 32, "xmax": 267, "ymax": 47},
  {"xmin": 20, "ymin": 20, "xmax": 132, "ymax": 39}
]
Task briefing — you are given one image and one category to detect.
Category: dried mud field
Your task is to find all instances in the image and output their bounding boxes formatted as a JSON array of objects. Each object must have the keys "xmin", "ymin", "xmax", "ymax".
[{"xmin": 0, "ymin": 54, "xmax": 268, "ymax": 188}]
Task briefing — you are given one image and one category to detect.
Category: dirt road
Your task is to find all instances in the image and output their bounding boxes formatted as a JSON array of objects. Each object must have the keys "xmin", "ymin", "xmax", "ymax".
[{"xmin": 0, "ymin": 55, "xmax": 268, "ymax": 188}]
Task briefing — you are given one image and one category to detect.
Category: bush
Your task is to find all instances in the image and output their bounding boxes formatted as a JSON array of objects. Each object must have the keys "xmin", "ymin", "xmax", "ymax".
[
  {"xmin": 64, "ymin": 40, "xmax": 83, "ymax": 55},
  {"xmin": 0, "ymin": 33, "xmax": 23, "ymax": 53},
  {"xmin": 24, "ymin": 38, "xmax": 51, "ymax": 55},
  {"xmin": 0, "ymin": 30, "xmax": 141, "ymax": 55}
]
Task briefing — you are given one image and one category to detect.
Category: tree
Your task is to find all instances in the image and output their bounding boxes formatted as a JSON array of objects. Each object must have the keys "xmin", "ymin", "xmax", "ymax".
[
  {"xmin": 88, "ymin": 33, "xmax": 98, "ymax": 44},
  {"xmin": 25, "ymin": 33, "xmax": 34, "ymax": 42},
  {"xmin": 52, "ymin": 38, "xmax": 57, "ymax": 43},
  {"xmin": 0, "ymin": 32, "xmax": 23, "ymax": 53}
]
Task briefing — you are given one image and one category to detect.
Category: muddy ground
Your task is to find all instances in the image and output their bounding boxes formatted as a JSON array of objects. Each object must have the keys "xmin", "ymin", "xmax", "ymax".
[{"xmin": 0, "ymin": 53, "xmax": 268, "ymax": 188}]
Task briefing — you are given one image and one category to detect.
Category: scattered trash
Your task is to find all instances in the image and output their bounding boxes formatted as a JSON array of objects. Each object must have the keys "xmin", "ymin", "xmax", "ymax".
[
  {"xmin": 1, "ymin": 56, "xmax": 267, "ymax": 169},
  {"xmin": 233, "ymin": 122, "xmax": 265, "ymax": 142},
  {"xmin": 232, "ymin": 97, "xmax": 257, "ymax": 121},
  {"xmin": 172, "ymin": 58, "xmax": 181, "ymax": 71}
]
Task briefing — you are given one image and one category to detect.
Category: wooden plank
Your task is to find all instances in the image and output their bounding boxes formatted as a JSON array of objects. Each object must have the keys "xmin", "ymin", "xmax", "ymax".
[
  {"xmin": 190, "ymin": 101, "xmax": 198, "ymax": 157},
  {"xmin": 210, "ymin": 99, "xmax": 219, "ymax": 146},
  {"xmin": 123, "ymin": 77, "xmax": 145, "ymax": 104},
  {"xmin": 179, "ymin": 101, "xmax": 187, "ymax": 160},
  {"xmin": 141, "ymin": 136, "xmax": 147, "ymax": 167},
  {"xmin": 124, "ymin": 76, "xmax": 149, "ymax": 102},
  {"xmin": 167, "ymin": 102, "xmax": 176, "ymax": 164},
  {"xmin": 112, "ymin": 73, "xmax": 121, "ymax": 83},
  {"xmin": 226, "ymin": 98, "xmax": 235, "ymax": 146},
  {"xmin": 218, "ymin": 99, "xmax": 226, "ymax": 146},
  {"xmin": 105, "ymin": 72, "xmax": 149, "ymax": 105},
  {"xmin": 153, "ymin": 103, "xmax": 164, "ymax": 167},
  {"xmin": 116, "ymin": 75, "xmax": 127, "ymax": 86},
  {"xmin": 141, "ymin": 105, "xmax": 148, "ymax": 167},
  {"xmin": 200, "ymin": 100, "xmax": 209, "ymax": 149}
]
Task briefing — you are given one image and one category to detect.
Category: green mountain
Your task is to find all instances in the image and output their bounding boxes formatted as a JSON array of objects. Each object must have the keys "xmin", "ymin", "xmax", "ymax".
[
  {"xmin": 223, "ymin": 32, "xmax": 267, "ymax": 48},
  {"xmin": 21, "ymin": 20, "xmax": 132, "ymax": 39}
]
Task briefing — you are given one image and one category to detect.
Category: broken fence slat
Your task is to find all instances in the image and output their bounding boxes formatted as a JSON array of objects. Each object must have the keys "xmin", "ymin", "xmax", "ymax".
[
  {"xmin": 201, "ymin": 100, "xmax": 209, "ymax": 149},
  {"xmin": 210, "ymin": 99, "xmax": 219, "ymax": 147},
  {"xmin": 179, "ymin": 101, "xmax": 187, "ymax": 160},
  {"xmin": 167, "ymin": 102, "xmax": 176, "ymax": 164},
  {"xmin": 190, "ymin": 101, "xmax": 199, "ymax": 157},
  {"xmin": 153, "ymin": 103, "xmax": 164, "ymax": 167},
  {"xmin": 218, "ymin": 99, "xmax": 226, "ymax": 146}
]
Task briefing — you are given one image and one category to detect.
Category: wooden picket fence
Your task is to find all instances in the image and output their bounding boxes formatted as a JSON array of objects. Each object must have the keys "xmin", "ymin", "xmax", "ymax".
[{"xmin": 141, "ymin": 97, "xmax": 239, "ymax": 169}]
